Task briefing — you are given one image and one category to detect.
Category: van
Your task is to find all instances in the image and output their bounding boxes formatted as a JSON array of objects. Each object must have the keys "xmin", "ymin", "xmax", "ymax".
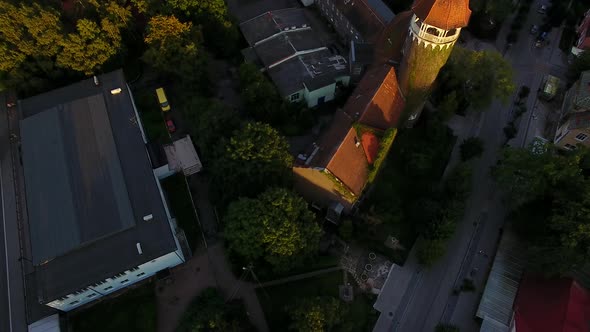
[{"xmin": 156, "ymin": 88, "xmax": 170, "ymax": 112}]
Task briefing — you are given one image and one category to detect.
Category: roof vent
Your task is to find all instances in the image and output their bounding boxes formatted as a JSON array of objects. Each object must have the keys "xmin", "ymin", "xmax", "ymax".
[
  {"xmin": 143, "ymin": 214, "xmax": 153, "ymax": 222},
  {"xmin": 136, "ymin": 243, "xmax": 143, "ymax": 255},
  {"xmin": 93, "ymin": 76, "xmax": 100, "ymax": 86},
  {"xmin": 110, "ymin": 88, "xmax": 122, "ymax": 95}
]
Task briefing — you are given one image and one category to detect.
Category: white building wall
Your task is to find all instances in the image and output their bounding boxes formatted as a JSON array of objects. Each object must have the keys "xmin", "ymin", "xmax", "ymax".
[
  {"xmin": 304, "ymin": 82, "xmax": 337, "ymax": 107},
  {"xmin": 45, "ymin": 251, "xmax": 183, "ymax": 311}
]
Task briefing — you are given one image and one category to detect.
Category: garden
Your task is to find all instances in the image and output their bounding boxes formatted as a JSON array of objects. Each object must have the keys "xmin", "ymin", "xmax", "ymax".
[{"xmin": 257, "ymin": 271, "xmax": 378, "ymax": 331}]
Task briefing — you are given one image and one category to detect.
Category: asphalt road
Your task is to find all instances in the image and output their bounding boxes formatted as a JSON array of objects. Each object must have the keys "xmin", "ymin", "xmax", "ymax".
[
  {"xmin": 0, "ymin": 93, "xmax": 27, "ymax": 332},
  {"xmin": 374, "ymin": 3, "xmax": 567, "ymax": 331}
]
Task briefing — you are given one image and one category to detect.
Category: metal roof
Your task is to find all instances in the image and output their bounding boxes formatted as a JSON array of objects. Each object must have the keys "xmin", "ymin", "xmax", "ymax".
[
  {"xmin": 21, "ymin": 94, "xmax": 135, "ymax": 265},
  {"xmin": 18, "ymin": 70, "xmax": 178, "ymax": 302},
  {"xmin": 476, "ymin": 230, "xmax": 526, "ymax": 329}
]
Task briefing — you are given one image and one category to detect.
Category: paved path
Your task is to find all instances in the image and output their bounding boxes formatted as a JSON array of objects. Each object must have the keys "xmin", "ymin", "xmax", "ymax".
[
  {"xmin": 256, "ymin": 267, "xmax": 342, "ymax": 288},
  {"xmin": 374, "ymin": 3, "xmax": 568, "ymax": 331}
]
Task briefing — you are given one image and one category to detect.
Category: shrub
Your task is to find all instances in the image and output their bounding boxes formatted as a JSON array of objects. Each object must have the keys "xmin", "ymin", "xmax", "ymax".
[
  {"xmin": 460, "ymin": 137, "xmax": 484, "ymax": 161},
  {"xmin": 503, "ymin": 122, "xmax": 517, "ymax": 140},
  {"xmin": 519, "ymin": 85, "xmax": 530, "ymax": 99}
]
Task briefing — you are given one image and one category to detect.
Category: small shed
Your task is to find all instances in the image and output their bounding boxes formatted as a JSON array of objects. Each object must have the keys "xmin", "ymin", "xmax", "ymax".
[{"xmin": 163, "ymin": 135, "xmax": 202, "ymax": 176}]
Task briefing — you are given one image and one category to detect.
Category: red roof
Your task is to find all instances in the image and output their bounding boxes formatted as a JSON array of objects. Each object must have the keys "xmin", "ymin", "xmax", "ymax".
[
  {"xmin": 326, "ymin": 128, "xmax": 369, "ymax": 196},
  {"xmin": 344, "ymin": 64, "xmax": 405, "ymax": 130},
  {"xmin": 361, "ymin": 131, "xmax": 380, "ymax": 164},
  {"xmin": 412, "ymin": 0, "xmax": 471, "ymax": 30},
  {"xmin": 514, "ymin": 276, "xmax": 590, "ymax": 332},
  {"xmin": 375, "ymin": 10, "xmax": 413, "ymax": 64}
]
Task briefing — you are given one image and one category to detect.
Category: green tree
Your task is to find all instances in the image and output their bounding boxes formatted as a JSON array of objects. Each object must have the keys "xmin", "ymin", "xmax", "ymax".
[
  {"xmin": 238, "ymin": 63, "xmax": 287, "ymax": 123},
  {"xmin": 224, "ymin": 188, "xmax": 321, "ymax": 272},
  {"xmin": 57, "ymin": 1, "xmax": 131, "ymax": 74},
  {"xmin": 142, "ymin": 15, "xmax": 206, "ymax": 85},
  {"xmin": 181, "ymin": 96, "xmax": 241, "ymax": 160},
  {"xmin": 568, "ymin": 51, "xmax": 590, "ymax": 83},
  {"xmin": 288, "ymin": 296, "xmax": 348, "ymax": 332},
  {"xmin": 460, "ymin": 137, "xmax": 484, "ymax": 161},
  {"xmin": 57, "ymin": 19, "xmax": 117, "ymax": 75},
  {"xmin": 212, "ymin": 122, "xmax": 293, "ymax": 201},
  {"xmin": 0, "ymin": 1, "xmax": 63, "ymax": 72},
  {"xmin": 176, "ymin": 288, "xmax": 255, "ymax": 332},
  {"xmin": 439, "ymin": 47, "xmax": 516, "ymax": 110},
  {"xmin": 494, "ymin": 147, "xmax": 590, "ymax": 275}
]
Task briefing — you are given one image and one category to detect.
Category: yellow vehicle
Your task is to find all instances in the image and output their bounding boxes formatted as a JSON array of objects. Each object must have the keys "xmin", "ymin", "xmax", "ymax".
[{"xmin": 156, "ymin": 87, "xmax": 170, "ymax": 112}]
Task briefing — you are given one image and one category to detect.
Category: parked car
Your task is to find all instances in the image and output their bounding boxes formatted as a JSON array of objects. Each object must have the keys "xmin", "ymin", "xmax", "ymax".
[
  {"xmin": 538, "ymin": 5, "xmax": 547, "ymax": 14},
  {"xmin": 156, "ymin": 87, "xmax": 170, "ymax": 112},
  {"xmin": 530, "ymin": 25, "xmax": 539, "ymax": 34},
  {"xmin": 166, "ymin": 119, "xmax": 176, "ymax": 133}
]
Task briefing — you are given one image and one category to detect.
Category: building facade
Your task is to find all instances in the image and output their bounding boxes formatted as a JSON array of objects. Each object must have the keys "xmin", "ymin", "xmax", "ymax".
[{"xmin": 554, "ymin": 70, "xmax": 590, "ymax": 150}]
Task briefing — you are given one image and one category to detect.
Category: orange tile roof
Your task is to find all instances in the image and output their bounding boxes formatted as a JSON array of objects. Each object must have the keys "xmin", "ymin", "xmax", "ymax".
[
  {"xmin": 412, "ymin": 0, "xmax": 471, "ymax": 30},
  {"xmin": 344, "ymin": 64, "xmax": 405, "ymax": 130},
  {"xmin": 326, "ymin": 128, "xmax": 369, "ymax": 196},
  {"xmin": 375, "ymin": 10, "xmax": 413, "ymax": 64},
  {"xmin": 361, "ymin": 131, "xmax": 380, "ymax": 164}
]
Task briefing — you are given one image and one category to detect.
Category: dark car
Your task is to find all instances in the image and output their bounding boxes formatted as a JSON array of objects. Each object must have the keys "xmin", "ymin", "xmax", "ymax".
[{"xmin": 166, "ymin": 119, "xmax": 176, "ymax": 133}]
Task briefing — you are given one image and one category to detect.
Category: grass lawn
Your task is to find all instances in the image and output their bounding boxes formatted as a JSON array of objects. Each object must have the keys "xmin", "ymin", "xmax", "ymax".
[
  {"xmin": 161, "ymin": 174, "xmax": 201, "ymax": 251},
  {"xmin": 357, "ymin": 116, "xmax": 457, "ymax": 265},
  {"xmin": 257, "ymin": 271, "xmax": 378, "ymax": 331},
  {"xmin": 255, "ymin": 254, "xmax": 340, "ymax": 282},
  {"xmin": 69, "ymin": 283, "xmax": 156, "ymax": 332},
  {"xmin": 132, "ymin": 89, "xmax": 171, "ymax": 144}
]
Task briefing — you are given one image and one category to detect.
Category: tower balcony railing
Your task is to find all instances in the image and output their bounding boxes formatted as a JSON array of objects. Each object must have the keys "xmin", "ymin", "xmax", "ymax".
[{"xmin": 410, "ymin": 18, "xmax": 459, "ymax": 45}]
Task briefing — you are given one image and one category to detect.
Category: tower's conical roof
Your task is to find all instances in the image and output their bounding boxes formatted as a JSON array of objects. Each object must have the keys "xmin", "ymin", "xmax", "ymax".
[{"xmin": 412, "ymin": 0, "xmax": 471, "ymax": 30}]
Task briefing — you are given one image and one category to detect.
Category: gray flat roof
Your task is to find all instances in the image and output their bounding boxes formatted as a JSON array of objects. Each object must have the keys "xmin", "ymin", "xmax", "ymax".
[
  {"xmin": 18, "ymin": 70, "xmax": 177, "ymax": 302},
  {"xmin": 21, "ymin": 94, "xmax": 135, "ymax": 264},
  {"xmin": 240, "ymin": 8, "xmax": 309, "ymax": 45},
  {"xmin": 268, "ymin": 50, "xmax": 348, "ymax": 96}
]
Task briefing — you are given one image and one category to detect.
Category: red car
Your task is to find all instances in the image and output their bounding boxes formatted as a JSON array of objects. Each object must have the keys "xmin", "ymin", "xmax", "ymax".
[{"xmin": 166, "ymin": 119, "xmax": 176, "ymax": 133}]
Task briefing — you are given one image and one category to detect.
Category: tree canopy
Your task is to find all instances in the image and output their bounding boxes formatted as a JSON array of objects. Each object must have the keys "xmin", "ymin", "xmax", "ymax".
[
  {"xmin": 224, "ymin": 188, "xmax": 321, "ymax": 272},
  {"xmin": 0, "ymin": 1, "xmax": 63, "ymax": 72},
  {"xmin": 181, "ymin": 96, "xmax": 241, "ymax": 160},
  {"xmin": 287, "ymin": 296, "xmax": 348, "ymax": 332},
  {"xmin": 436, "ymin": 47, "xmax": 515, "ymax": 111},
  {"xmin": 493, "ymin": 146, "xmax": 590, "ymax": 275},
  {"xmin": 142, "ymin": 15, "xmax": 206, "ymax": 83},
  {"xmin": 212, "ymin": 122, "xmax": 293, "ymax": 201},
  {"xmin": 470, "ymin": 0, "xmax": 514, "ymax": 22},
  {"xmin": 176, "ymin": 288, "xmax": 255, "ymax": 332},
  {"xmin": 568, "ymin": 51, "xmax": 590, "ymax": 83}
]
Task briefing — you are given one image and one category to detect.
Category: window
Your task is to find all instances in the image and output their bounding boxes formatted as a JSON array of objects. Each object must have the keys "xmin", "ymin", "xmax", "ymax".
[
  {"xmin": 564, "ymin": 143, "xmax": 577, "ymax": 150},
  {"xmin": 120, "ymin": 279, "xmax": 129, "ymax": 284},
  {"xmin": 290, "ymin": 93, "xmax": 300, "ymax": 102},
  {"xmin": 426, "ymin": 27, "xmax": 439, "ymax": 37},
  {"xmin": 136, "ymin": 272, "xmax": 146, "ymax": 277},
  {"xmin": 575, "ymin": 133, "xmax": 588, "ymax": 141},
  {"xmin": 87, "ymin": 293, "xmax": 96, "ymax": 298},
  {"xmin": 69, "ymin": 300, "xmax": 79, "ymax": 305},
  {"xmin": 104, "ymin": 286, "xmax": 113, "ymax": 291},
  {"xmin": 447, "ymin": 29, "xmax": 457, "ymax": 36}
]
